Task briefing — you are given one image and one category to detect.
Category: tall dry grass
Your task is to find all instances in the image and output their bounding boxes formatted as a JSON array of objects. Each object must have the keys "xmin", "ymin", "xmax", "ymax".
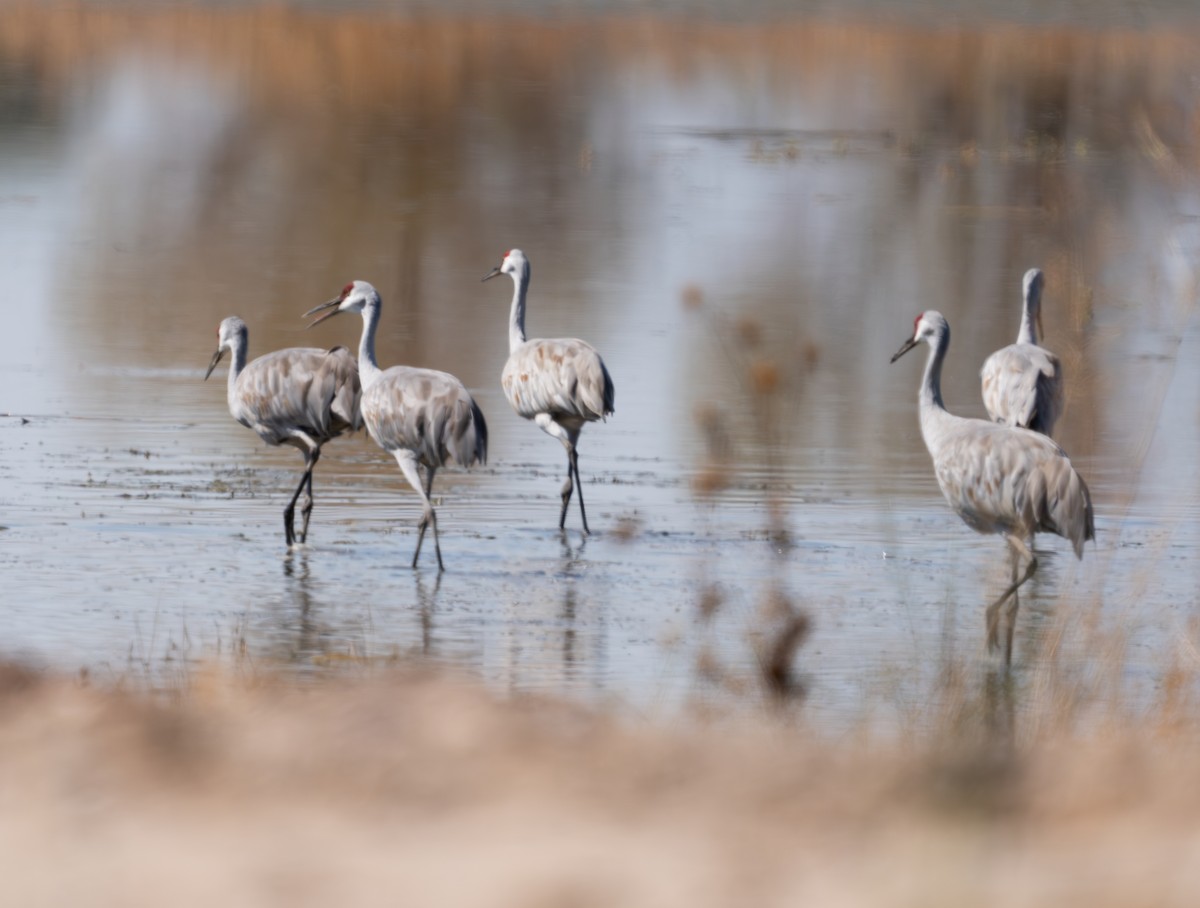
[{"xmin": 2, "ymin": 656, "xmax": 1200, "ymax": 906}]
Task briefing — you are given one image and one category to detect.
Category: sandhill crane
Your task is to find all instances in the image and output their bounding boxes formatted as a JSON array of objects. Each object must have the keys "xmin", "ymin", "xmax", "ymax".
[
  {"xmin": 304, "ymin": 281, "xmax": 487, "ymax": 571},
  {"xmin": 980, "ymin": 268, "xmax": 1063, "ymax": 437},
  {"xmin": 204, "ymin": 316, "xmax": 361, "ymax": 547},
  {"xmin": 891, "ymin": 310, "xmax": 1094, "ymax": 667},
  {"xmin": 482, "ymin": 249, "xmax": 614, "ymax": 535}
]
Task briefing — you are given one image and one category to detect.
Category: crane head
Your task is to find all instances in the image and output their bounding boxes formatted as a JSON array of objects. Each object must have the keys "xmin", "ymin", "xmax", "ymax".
[
  {"xmin": 890, "ymin": 311, "xmax": 947, "ymax": 363},
  {"xmin": 304, "ymin": 280, "xmax": 379, "ymax": 328},
  {"xmin": 482, "ymin": 248, "xmax": 529, "ymax": 283},
  {"xmin": 205, "ymin": 316, "xmax": 247, "ymax": 380}
]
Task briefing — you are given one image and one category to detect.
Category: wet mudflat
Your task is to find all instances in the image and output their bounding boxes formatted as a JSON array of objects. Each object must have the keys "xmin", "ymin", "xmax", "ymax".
[{"xmin": 1, "ymin": 5, "xmax": 1199, "ymax": 719}]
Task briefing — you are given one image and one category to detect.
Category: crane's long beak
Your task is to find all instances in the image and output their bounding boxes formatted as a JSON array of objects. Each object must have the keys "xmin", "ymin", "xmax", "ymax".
[
  {"xmin": 303, "ymin": 297, "xmax": 343, "ymax": 329},
  {"xmin": 890, "ymin": 336, "xmax": 920, "ymax": 363},
  {"xmin": 481, "ymin": 265, "xmax": 502, "ymax": 282},
  {"xmin": 204, "ymin": 347, "xmax": 225, "ymax": 380}
]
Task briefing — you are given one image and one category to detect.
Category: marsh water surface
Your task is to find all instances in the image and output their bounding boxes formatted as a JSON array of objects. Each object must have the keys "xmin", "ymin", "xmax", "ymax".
[{"xmin": 1, "ymin": 7, "xmax": 1199, "ymax": 717}]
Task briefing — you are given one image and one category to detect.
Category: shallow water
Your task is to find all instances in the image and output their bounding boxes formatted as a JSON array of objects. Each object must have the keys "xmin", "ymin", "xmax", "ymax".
[{"xmin": 1, "ymin": 6, "xmax": 1199, "ymax": 719}]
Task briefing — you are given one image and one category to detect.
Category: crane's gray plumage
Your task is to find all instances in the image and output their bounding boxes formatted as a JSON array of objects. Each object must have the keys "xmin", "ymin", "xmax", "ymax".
[
  {"xmin": 483, "ymin": 249, "xmax": 614, "ymax": 534},
  {"xmin": 304, "ymin": 281, "xmax": 487, "ymax": 571},
  {"xmin": 205, "ymin": 315, "xmax": 361, "ymax": 547},
  {"xmin": 980, "ymin": 268, "xmax": 1064, "ymax": 437},
  {"xmin": 363, "ymin": 366, "xmax": 488, "ymax": 470},
  {"xmin": 502, "ymin": 337, "xmax": 614, "ymax": 426},
  {"xmin": 892, "ymin": 310, "xmax": 1094, "ymax": 667}
]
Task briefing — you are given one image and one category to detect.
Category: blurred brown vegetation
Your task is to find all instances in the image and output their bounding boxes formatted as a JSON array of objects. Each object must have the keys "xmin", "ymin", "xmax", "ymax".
[
  {"xmin": 2, "ymin": 661, "xmax": 1200, "ymax": 906},
  {"xmin": 5, "ymin": 5, "xmax": 1197, "ymax": 150}
]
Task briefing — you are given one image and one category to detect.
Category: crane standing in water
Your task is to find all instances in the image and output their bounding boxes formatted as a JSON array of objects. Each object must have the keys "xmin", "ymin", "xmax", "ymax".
[
  {"xmin": 891, "ymin": 310, "xmax": 1094, "ymax": 667},
  {"xmin": 304, "ymin": 281, "xmax": 487, "ymax": 571},
  {"xmin": 980, "ymin": 268, "xmax": 1064, "ymax": 437},
  {"xmin": 205, "ymin": 316, "xmax": 361, "ymax": 548},
  {"xmin": 483, "ymin": 249, "xmax": 614, "ymax": 535}
]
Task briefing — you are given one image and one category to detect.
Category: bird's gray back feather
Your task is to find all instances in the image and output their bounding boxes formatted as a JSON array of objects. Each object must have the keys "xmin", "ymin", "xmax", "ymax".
[
  {"xmin": 502, "ymin": 338, "xmax": 615, "ymax": 424},
  {"xmin": 980, "ymin": 343, "xmax": 1063, "ymax": 437},
  {"xmin": 235, "ymin": 346, "xmax": 362, "ymax": 446},
  {"xmin": 931, "ymin": 418, "xmax": 1093, "ymax": 557},
  {"xmin": 362, "ymin": 366, "xmax": 487, "ymax": 469},
  {"xmin": 323, "ymin": 346, "xmax": 363, "ymax": 433}
]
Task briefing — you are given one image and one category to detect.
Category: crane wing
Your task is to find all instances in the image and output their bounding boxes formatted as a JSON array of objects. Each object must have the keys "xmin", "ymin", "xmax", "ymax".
[
  {"xmin": 321, "ymin": 346, "xmax": 363, "ymax": 433},
  {"xmin": 980, "ymin": 344, "xmax": 1063, "ymax": 437},
  {"xmin": 236, "ymin": 347, "xmax": 361, "ymax": 443},
  {"xmin": 933, "ymin": 421, "xmax": 1092, "ymax": 556},
  {"xmin": 502, "ymin": 339, "xmax": 614, "ymax": 422},
  {"xmin": 362, "ymin": 367, "xmax": 487, "ymax": 469}
]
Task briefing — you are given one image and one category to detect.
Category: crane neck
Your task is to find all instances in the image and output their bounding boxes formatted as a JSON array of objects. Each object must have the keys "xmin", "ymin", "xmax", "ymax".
[
  {"xmin": 1017, "ymin": 285, "xmax": 1040, "ymax": 345},
  {"xmin": 919, "ymin": 326, "xmax": 949, "ymax": 416},
  {"xmin": 508, "ymin": 262, "xmax": 530, "ymax": 354},
  {"xmin": 357, "ymin": 297, "xmax": 384, "ymax": 389},
  {"xmin": 225, "ymin": 330, "xmax": 248, "ymax": 415},
  {"xmin": 918, "ymin": 324, "xmax": 968, "ymax": 454}
]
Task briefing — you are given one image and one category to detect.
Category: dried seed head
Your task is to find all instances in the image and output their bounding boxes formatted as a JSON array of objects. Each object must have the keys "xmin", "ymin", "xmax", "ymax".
[
  {"xmin": 691, "ymin": 467, "xmax": 728, "ymax": 497},
  {"xmin": 693, "ymin": 402, "xmax": 721, "ymax": 430},
  {"xmin": 611, "ymin": 513, "xmax": 642, "ymax": 543},
  {"xmin": 800, "ymin": 339, "xmax": 821, "ymax": 373},
  {"xmin": 735, "ymin": 315, "xmax": 762, "ymax": 348},
  {"xmin": 694, "ymin": 646, "xmax": 724, "ymax": 685},
  {"xmin": 756, "ymin": 590, "xmax": 812, "ymax": 702},
  {"xmin": 697, "ymin": 584, "xmax": 724, "ymax": 621},
  {"xmin": 749, "ymin": 358, "xmax": 780, "ymax": 394}
]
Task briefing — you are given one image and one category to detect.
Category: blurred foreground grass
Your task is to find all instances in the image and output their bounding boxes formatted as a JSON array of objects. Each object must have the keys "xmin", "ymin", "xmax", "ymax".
[{"xmin": 2, "ymin": 660, "xmax": 1199, "ymax": 907}]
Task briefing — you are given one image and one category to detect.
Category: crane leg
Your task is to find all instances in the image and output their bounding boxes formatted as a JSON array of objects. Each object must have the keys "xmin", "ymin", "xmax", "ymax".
[
  {"xmin": 537, "ymin": 414, "xmax": 585, "ymax": 533},
  {"xmin": 423, "ymin": 466, "xmax": 444, "ymax": 572},
  {"xmin": 283, "ymin": 455, "xmax": 315, "ymax": 548},
  {"xmin": 297, "ymin": 449, "xmax": 320, "ymax": 544},
  {"xmin": 985, "ymin": 536, "xmax": 1037, "ymax": 667},
  {"xmin": 1003, "ymin": 557, "xmax": 1022, "ymax": 669},
  {"xmin": 559, "ymin": 452, "xmax": 574, "ymax": 530},
  {"xmin": 571, "ymin": 449, "xmax": 591, "ymax": 536},
  {"xmin": 282, "ymin": 435, "xmax": 320, "ymax": 548},
  {"xmin": 396, "ymin": 454, "xmax": 442, "ymax": 572}
]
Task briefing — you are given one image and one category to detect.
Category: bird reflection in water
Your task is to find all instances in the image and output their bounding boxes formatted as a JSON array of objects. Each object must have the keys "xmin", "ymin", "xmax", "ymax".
[
  {"xmin": 559, "ymin": 533, "xmax": 587, "ymax": 675},
  {"xmin": 414, "ymin": 570, "xmax": 443, "ymax": 657},
  {"xmin": 282, "ymin": 548, "xmax": 321, "ymax": 664}
]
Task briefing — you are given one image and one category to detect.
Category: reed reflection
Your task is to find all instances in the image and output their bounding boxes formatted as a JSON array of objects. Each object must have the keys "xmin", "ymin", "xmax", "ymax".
[{"xmin": 983, "ymin": 667, "xmax": 1017, "ymax": 748}]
